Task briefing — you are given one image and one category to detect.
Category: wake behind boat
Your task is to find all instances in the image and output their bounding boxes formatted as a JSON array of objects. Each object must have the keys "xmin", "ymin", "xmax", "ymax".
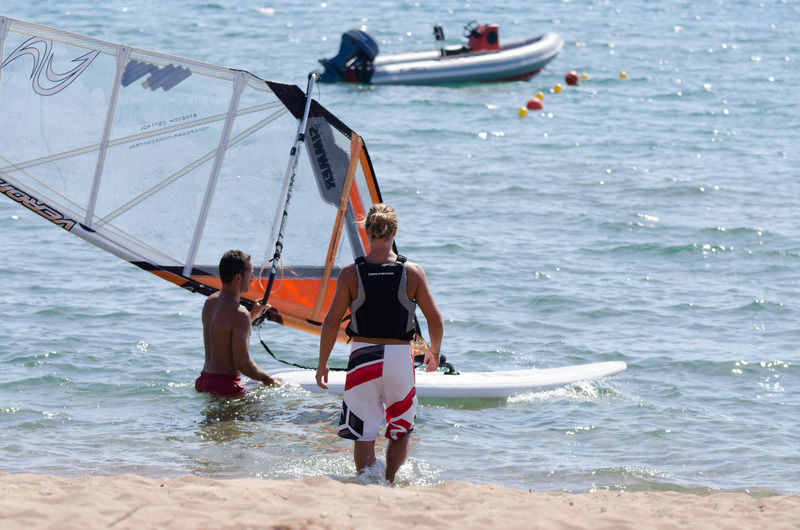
[{"xmin": 318, "ymin": 22, "xmax": 564, "ymax": 85}]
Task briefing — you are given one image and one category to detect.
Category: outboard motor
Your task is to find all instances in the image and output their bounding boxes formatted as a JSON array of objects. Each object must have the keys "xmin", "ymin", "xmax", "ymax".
[
  {"xmin": 318, "ymin": 29, "xmax": 379, "ymax": 83},
  {"xmin": 433, "ymin": 24, "xmax": 445, "ymax": 56}
]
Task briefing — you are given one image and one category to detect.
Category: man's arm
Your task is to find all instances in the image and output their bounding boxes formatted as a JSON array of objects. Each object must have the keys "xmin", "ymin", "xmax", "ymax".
[
  {"xmin": 408, "ymin": 263, "xmax": 444, "ymax": 372},
  {"xmin": 316, "ymin": 265, "xmax": 355, "ymax": 388},
  {"xmin": 232, "ymin": 309, "xmax": 279, "ymax": 386}
]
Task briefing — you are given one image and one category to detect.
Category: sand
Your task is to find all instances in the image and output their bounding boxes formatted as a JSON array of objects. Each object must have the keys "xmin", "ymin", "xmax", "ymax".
[{"xmin": 2, "ymin": 472, "xmax": 799, "ymax": 529}]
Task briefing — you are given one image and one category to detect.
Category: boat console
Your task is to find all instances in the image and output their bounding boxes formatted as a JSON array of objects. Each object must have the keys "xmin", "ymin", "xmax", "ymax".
[{"xmin": 464, "ymin": 21, "xmax": 500, "ymax": 51}]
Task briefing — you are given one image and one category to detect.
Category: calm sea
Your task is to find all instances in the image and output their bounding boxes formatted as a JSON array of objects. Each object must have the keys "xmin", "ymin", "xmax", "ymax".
[{"xmin": 1, "ymin": 0, "xmax": 798, "ymax": 494}]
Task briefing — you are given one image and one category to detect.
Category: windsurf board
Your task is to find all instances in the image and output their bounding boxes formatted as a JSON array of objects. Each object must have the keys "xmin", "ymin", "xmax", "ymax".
[{"xmin": 273, "ymin": 361, "xmax": 627, "ymax": 399}]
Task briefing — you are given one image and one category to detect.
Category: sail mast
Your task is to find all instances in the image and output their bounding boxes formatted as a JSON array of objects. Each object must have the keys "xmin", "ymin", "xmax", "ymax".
[{"xmin": 261, "ymin": 72, "xmax": 317, "ymax": 305}]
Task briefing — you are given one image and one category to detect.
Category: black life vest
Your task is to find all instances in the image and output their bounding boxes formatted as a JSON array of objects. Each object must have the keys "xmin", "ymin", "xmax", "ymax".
[{"xmin": 345, "ymin": 255, "xmax": 416, "ymax": 341}]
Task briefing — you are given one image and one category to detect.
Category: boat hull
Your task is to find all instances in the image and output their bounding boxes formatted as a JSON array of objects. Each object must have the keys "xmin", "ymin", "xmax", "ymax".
[{"xmin": 363, "ymin": 33, "xmax": 564, "ymax": 85}]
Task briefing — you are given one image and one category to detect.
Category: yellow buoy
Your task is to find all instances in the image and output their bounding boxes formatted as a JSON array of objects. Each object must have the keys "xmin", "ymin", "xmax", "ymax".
[
  {"xmin": 581, "ymin": 72, "xmax": 589, "ymax": 80},
  {"xmin": 518, "ymin": 106, "xmax": 528, "ymax": 117},
  {"xmin": 553, "ymin": 83, "xmax": 563, "ymax": 93},
  {"xmin": 536, "ymin": 91, "xmax": 545, "ymax": 100},
  {"xmin": 619, "ymin": 71, "xmax": 627, "ymax": 79}
]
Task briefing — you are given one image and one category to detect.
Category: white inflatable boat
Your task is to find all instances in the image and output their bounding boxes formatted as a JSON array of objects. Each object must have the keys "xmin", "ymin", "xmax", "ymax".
[{"xmin": 318, "ymin": 22, "xmax": 564, "ymax": 85}]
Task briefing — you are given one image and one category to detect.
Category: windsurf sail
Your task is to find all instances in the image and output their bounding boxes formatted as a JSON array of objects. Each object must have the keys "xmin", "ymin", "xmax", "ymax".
[{"xmin": 0, "ymin": 16, "xmax": 384, "ymax": 341}]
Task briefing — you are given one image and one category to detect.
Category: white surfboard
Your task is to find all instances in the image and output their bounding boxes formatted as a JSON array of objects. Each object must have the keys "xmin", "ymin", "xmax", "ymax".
[{"xmin": 273, "ymin": 361, "xmax": 626, "ymax": 399}]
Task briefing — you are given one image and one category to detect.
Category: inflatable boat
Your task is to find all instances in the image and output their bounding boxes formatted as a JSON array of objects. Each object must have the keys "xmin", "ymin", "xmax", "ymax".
[{"xmin": 318, "ymin": 22, "xmax": 564, "ymax": 85}]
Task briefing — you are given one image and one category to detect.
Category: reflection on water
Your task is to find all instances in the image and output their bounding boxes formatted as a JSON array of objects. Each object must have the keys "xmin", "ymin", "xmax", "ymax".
[
  {"xmin": 184, "ymin": 384, "xmax": 442, "ymax": 486},
  {"xmin": 186, "ymin": 381, "xmax": 621, "ymax": 485},
  {"xmin": 197, "ymin": 395, "xmax": 265, "ymax": 443},
  {"xmin": 194, "ymin": 385, "xmax": 341, "ymax": 441},
  {"xmin": 183, "ymin": 384, "xmax": 346, "ymax": 478}
]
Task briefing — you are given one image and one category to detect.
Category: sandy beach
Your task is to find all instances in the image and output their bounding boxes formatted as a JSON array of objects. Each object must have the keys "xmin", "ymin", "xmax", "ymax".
[{"xmin": 1, "ymin": 472, "xmax": 798, "ymax": 529}]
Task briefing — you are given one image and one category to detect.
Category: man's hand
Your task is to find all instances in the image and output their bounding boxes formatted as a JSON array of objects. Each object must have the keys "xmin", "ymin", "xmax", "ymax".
[
  {"xmin": 262, "ymin": 374, "xmax": 281, "ymax": 387},
  {"xmin": 315, "ymin": 364, "xmax": 329, "ymax": 389},
  {"xmin": 424, "ymin": 349, "xmax": 440, "ymax": 372},
  {"xmin": 249, "ymin": 302, "xmax": 270, "ymax": 323}
]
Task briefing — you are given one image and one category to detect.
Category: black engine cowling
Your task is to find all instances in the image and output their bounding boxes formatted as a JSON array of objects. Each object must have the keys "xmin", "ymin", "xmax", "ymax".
[{"xmin": 318, "ymin": 29, "xmax": 379, "ymax": 83}]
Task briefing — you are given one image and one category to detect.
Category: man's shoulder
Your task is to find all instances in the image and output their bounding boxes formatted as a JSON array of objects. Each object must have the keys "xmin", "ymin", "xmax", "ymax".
[
  {"xmin": 204, "ymin": 291, "xmax": 219, "ymax": 302},
  {"xmin": 234, "ymin": 303, "xmax": 252, "ymax": 318},
  {"xmin": 202, "ymin": 292, "xmax": 219, "ymax": 314},
  {"xmin": 404, "ymin": 260, "xmax": 424, "ymax": 276},
  {"xmin": 220, "ymin": 303, "xmax": 250, "ymax": 331},
  {"xmin": 340, "ymin": 263, "xmax": 358, "ymax": 276}
]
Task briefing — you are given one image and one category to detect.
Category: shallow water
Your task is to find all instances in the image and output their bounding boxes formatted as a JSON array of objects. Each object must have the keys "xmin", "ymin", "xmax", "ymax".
[{"xmin": 1, "ymin": 0, "xmax": 799, "ymax": 493}]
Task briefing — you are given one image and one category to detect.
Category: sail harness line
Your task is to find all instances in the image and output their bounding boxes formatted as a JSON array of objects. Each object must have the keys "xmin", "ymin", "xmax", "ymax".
[
  {"xmin": 84, "ymin": 45, "xmax": 131, "ymax": 229},
  {"xmin": 259, "ymin": 72, "xmax": 318, "ymax": 309},
  {"xmin": 256, "ymin": 332, "xmax": 458, "ymax": 374},
  {"xmin": 183, "ymin": 70, "xmax": 249, "ymax": 277}
]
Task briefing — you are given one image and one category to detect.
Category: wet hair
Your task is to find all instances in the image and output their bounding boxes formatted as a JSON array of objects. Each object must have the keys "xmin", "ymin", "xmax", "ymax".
[
  {"xmin": 219, "ymin": 250, "xmax": 251, "ymax": 283},
  {"xmin": 364, "ymin": 203, "xmax": 398, "ymax": 240}
]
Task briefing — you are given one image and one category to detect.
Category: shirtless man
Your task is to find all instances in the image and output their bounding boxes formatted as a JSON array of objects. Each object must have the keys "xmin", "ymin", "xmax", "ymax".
[{"xmin": 195, "ymin": 250, "xmax": 280, "ymax": 396}]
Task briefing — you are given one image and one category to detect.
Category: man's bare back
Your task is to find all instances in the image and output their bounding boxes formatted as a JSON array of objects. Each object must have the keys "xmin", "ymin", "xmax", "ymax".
[
  {"xmin": 195, "ymin": 251, "xmax": 279, "ymax": 395},
  {"xmin": 202, "ymin": 292, "xmax": 251, "ymax": 374}
]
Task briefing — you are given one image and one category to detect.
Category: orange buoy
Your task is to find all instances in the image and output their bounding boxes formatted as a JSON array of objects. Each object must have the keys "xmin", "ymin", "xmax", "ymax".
[
  {"xmin": 565, "ymin": 70, "xmax": 579, "ymax": 85},
  {"xmin": 526, "ymin": 98, "xmax": 543, "ymax": 110}
]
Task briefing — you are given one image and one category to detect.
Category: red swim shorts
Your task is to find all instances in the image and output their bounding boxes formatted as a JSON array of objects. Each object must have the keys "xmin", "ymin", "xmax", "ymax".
[{"xmin": 195, "ymin": 371, "xmax": 246, "ymax": 396}]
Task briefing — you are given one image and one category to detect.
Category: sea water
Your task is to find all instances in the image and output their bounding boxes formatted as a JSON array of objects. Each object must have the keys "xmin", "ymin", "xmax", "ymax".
[{"xmin": 1, "ymin": 0, "xmax": 798, "ymax": 494}]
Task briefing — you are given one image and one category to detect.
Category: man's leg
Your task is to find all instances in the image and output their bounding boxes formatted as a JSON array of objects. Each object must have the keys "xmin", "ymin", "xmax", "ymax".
[
  {"xmin": 354, "ymin": 440, "xmax": 376, "ymax": 473},
  {"xmin": 385, "ymin": 432, "xmax": 410, "ymax": 483}
]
